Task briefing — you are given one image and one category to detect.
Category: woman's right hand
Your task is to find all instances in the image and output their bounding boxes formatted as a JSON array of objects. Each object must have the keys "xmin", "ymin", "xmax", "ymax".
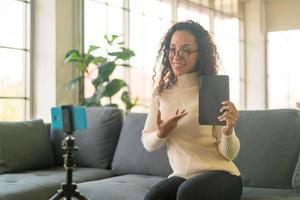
[{"xmin": 156, "ymin": 109, "xmax": 188, "ymax": 138}]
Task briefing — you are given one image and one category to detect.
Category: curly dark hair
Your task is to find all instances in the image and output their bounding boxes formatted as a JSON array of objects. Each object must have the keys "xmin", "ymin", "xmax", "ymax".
[{"xmin": 153, "ymin": 20, "xmax": 219, "ymax": 94}]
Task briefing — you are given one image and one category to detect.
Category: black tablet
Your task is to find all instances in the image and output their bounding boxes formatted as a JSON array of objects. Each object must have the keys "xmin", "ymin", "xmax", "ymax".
[{"xmin": 198, "ymin": 75, "xmax": 229, "ymax": 125}]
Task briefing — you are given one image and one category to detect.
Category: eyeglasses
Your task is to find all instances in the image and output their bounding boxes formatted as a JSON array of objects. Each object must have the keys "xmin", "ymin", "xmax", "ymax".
[{"xmin": 166, "ymin": 48, "xmax": 198, "ymax": 60}]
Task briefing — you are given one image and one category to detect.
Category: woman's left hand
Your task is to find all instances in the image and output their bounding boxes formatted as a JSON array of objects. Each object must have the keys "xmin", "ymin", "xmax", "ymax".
[{"xmin": 218, "ymin": 101, "xmax": 239, "ymax": 135}]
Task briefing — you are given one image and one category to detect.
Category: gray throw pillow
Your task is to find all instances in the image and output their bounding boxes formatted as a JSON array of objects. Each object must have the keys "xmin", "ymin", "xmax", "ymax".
[
  {"xmin": 0, "ymin": 120, "xmax": 55, "ymax": 174},
  {"xmin": 111, "ymin": 113, "xmax": 172, "ymax": 177},
  {"xmin": 234, "ymin": 109, "xmax": 300, "ymax": 189},
  {"xmin": 50, "ymin": 107, "xmax": 123, "ymax": 168}
]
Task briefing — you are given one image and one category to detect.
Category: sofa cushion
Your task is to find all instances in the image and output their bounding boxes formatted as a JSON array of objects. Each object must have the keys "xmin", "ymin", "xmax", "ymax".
[
  {"xmin": 234, "ymin": 109, "xmax": 300, "ymax": 189},
  {"xmin": 111, "ymin": 113, "xmax": 172, "ymax": 177},
  {"xmin": 0, "ymin": 120, "xmax": 55, "ymax": 174},
  {"xmin": 51, "ymin": 107, "xmax": 123, "ymax": 169},
  {"xmin": 78, "ymin": 174, "xmax": 165, "ymax": 200},
  {"xmin": 0, "ymin": 167, "xmax": 114, "ymax": 200},
  {"xmin": 241, "ymin": 187, "xmax": 300, "ymax": 199}
]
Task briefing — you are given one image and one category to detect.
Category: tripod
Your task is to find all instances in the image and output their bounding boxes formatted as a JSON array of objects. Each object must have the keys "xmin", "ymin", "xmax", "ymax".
[{"xmin": 50, "ymin": 106, "xmax": 88, "ymax": 200}]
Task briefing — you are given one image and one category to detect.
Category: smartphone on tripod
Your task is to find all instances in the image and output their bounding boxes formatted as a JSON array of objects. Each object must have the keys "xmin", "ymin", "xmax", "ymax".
[
  {"xmin": 49, "ymin": 105, "xmax": 89, "ymax": 200},
  {"xmin": 51, "ymin": 106, "xmax": 87, "ymax": 131}
]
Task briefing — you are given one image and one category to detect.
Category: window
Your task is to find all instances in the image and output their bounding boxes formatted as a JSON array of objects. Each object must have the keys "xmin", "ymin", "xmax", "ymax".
[
  {"xmin": 84, "ymin": 0, "xmax": 172, "ymax": 110},
  {"xmin": 214, "ymin": 15, "xmax": 241, "ymax": 108},
  {"xmin": 0, "ymin": 0, "xmax": 31, "ymax": 121},
  {"xmin": 84, "ymin": 0, "xmax": 124, "ymax": 99},
  {"xmin": 267, "ymin": 30, "xmax": 300, "ymax": 109},
  {"xmin": 84, "ymin": 0, "xmax": 245, "ymax": 110},
  {"xmin": 177, "ymin": 1, "xmax": 210, "ymax": 30},
  {"xmin": 128, "ymin": 0, "xmax": 172, "ymax": 107}
]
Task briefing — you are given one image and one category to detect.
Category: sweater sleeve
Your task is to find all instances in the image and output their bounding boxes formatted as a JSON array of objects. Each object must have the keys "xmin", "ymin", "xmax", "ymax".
[
  {"xmin": 141, "ymin": 93, "xmax": 167, "ymax": 152},
  {"xmin": 214, "ymin": 126, "xmax": 240, "ymax": 161}
]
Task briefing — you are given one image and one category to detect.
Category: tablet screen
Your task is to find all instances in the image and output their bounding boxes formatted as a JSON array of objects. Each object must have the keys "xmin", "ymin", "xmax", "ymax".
[{"xmin": 198, "ymin": 75, "xmax": 229, "ymax": 125}]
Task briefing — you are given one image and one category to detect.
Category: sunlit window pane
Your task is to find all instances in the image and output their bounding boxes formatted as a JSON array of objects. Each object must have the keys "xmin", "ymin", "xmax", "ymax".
[
  {"xmin": 214, "ymin": 16, "xmax": 240, "ymax": 108},
  {"xmin": 0, "ymin": 0, "xmax": 30, "ymax": 121},
  {"xmin": 0, "ymin": 48, "xmax": 25, "ymax": 97},
  {"xmin": 144, "ymin": 16, "xmax": 164, "ymax": 70},
  {"xmin": 160, "ymin": 1, "xmax": 172, "ymax": 21},
  {"xmin": 0, "ymin": 99, "xmax": 26, "ymax": 121},
  {"xmin": 268, "ymin": 76, "xmax": 289, "ymax": 108},
  {"xmin": 287, "ymin": 31, "xmax": 300, "ymax": 76},
  {"xmin": 107, "ymin": 6, "xmax": 123, "ymax": 35},
  {"xmin": 84, "ymin": 1, "xmax": 107, "ymax": 49},
  {"xmin": 127, "ymin": 1, "xmax": 172, "ymax": 111},
  {"xmin": 177, "ymin": 3, "xmax": 210, "ymax": 31},
  {"xmin": 129, "ymin": 12, "xmax": 144, "ymax": 70},
  {"xmin": 0, "ymin": 0, "xmax": 26, "ymax": 49},
  {"xmin": 108, "ymin": 0, "xmax": 123, "ymax": 7},
  {"xmin": 268, "ymin": 30, "xmax": 300, "ymax": 109},
  {"xmin": 129, "ymin": 0, "xmax": 143, "ymax": 13},
  {"xmin": 129, "ymin": 13, "xmax": 170, "ymax": 104},
  {"xmin": 268, "ymin": 32, "xmax": 287, "ymax": 76},
  {"xmin": 144, "ymin": 0, "xmax": 160, "ymax": 17}
]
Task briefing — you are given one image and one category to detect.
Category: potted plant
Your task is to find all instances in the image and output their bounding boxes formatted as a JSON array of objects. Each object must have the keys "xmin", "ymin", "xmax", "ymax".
[{"xmin": 64, "ymin": 34, "xmax": 138, "ymax": 114}]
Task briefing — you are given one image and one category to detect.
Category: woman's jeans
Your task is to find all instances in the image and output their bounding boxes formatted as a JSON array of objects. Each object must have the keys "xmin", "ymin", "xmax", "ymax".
[{"xmin": 144, "ymin": 171, "xmax": 243, "ymax": 200}]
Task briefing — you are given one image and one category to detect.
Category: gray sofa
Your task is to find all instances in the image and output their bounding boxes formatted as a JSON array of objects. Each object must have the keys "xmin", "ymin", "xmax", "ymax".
[{"xmin": 0, "ymin": 107, "xmax": 300, "ymax": 200}]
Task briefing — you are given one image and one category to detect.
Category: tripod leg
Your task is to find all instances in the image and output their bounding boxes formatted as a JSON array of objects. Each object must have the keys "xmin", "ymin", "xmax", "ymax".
[
  {"xmin": 49, "ymin": 190, "xmax": 65, "ymax": 200},
  {"xmin": 73, "ymin": 191, "xmax": 89, "ymax": 200}
]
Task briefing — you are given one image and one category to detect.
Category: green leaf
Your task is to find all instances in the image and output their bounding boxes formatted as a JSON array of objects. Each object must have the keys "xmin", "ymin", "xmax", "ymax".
[
  {"xmin": 87, "ymin": 45, "xmax": 99, "ymax": 54},
  {"xmin": 66, "ymin": 76, "xmax": 82, "ymax": 91},
  {"xmin": 83, "ymin": 96, "xmax": 101, "ymax": 107},
  {"xmin": 76, "ymin": 63, "xmax": 88, "ymax": 72},
  {"xmin": 91, "ymin": 62, "xmax": 115, "ymax": 88},
  {"xmin": 99, "ymin": 62, "xmax": 116, "ymax": 82},
  {"xmin": 121, "ymin": 91, "xmax": 138, "ymax": 114},
  {"xmin": 91, "ymin": 76, "xmax": 103, "ymax": 88},
  {"xmin": 111, "ymin": 35, "xmax": 119, "ymax": 42},
  {"xmin": 94, "ymin": 84, "xmax": 106, "ymax": 99},
  {"xmin": 102, "ymin": 79, "xmax": 127, "ymax": 97},
  {"xmin": 64, "ymin": 50, "xmax": 81, "ymax": 63},
  {"xmin": 83, "ymin": 54, "xmax": 95, "ymax": 69},
  {"xmin": 104, "ymin": 34, "xmax": 120, "ymax": 45},
  {"xmin": 108, "ymin": 48, "xmax": 135, "ymax": 60},
  {"xmin": 92, "ymin": 56, "xmax": 107, "ymax": 65},
  {"xmin": 121, "ymin": 91, "xmax": 132, "ymax": 106},
  {"xmin": 121, "ymin": 91, "xmax": 133, "ymax": 110}
]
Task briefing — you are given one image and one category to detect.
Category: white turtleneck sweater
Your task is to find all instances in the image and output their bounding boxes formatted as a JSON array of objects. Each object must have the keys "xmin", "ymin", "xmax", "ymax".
[{"xmin": 141, "ymin": 72, "xmax": 241, "ymax": 179}]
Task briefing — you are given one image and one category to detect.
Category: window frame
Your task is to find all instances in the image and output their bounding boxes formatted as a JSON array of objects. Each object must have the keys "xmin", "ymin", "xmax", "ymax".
[{"xmin": 0, "ymin": 0, "xmax": 31, "ymax": 121}]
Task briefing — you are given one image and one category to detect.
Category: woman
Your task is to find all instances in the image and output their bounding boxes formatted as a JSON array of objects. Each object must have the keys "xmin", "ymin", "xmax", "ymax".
[{"xmin": 141, "ymin": 20, "xmax": 243, "ymax": 200}]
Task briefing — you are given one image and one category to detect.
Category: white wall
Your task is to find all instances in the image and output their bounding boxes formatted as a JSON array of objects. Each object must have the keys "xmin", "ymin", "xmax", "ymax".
[
  {"xmin": 266, "ymin": 0, "xmax": 300, "ymax": 32},
  {"xmin": 32, "ymin": 0, "xmax": 81, "ymax": 122}
]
